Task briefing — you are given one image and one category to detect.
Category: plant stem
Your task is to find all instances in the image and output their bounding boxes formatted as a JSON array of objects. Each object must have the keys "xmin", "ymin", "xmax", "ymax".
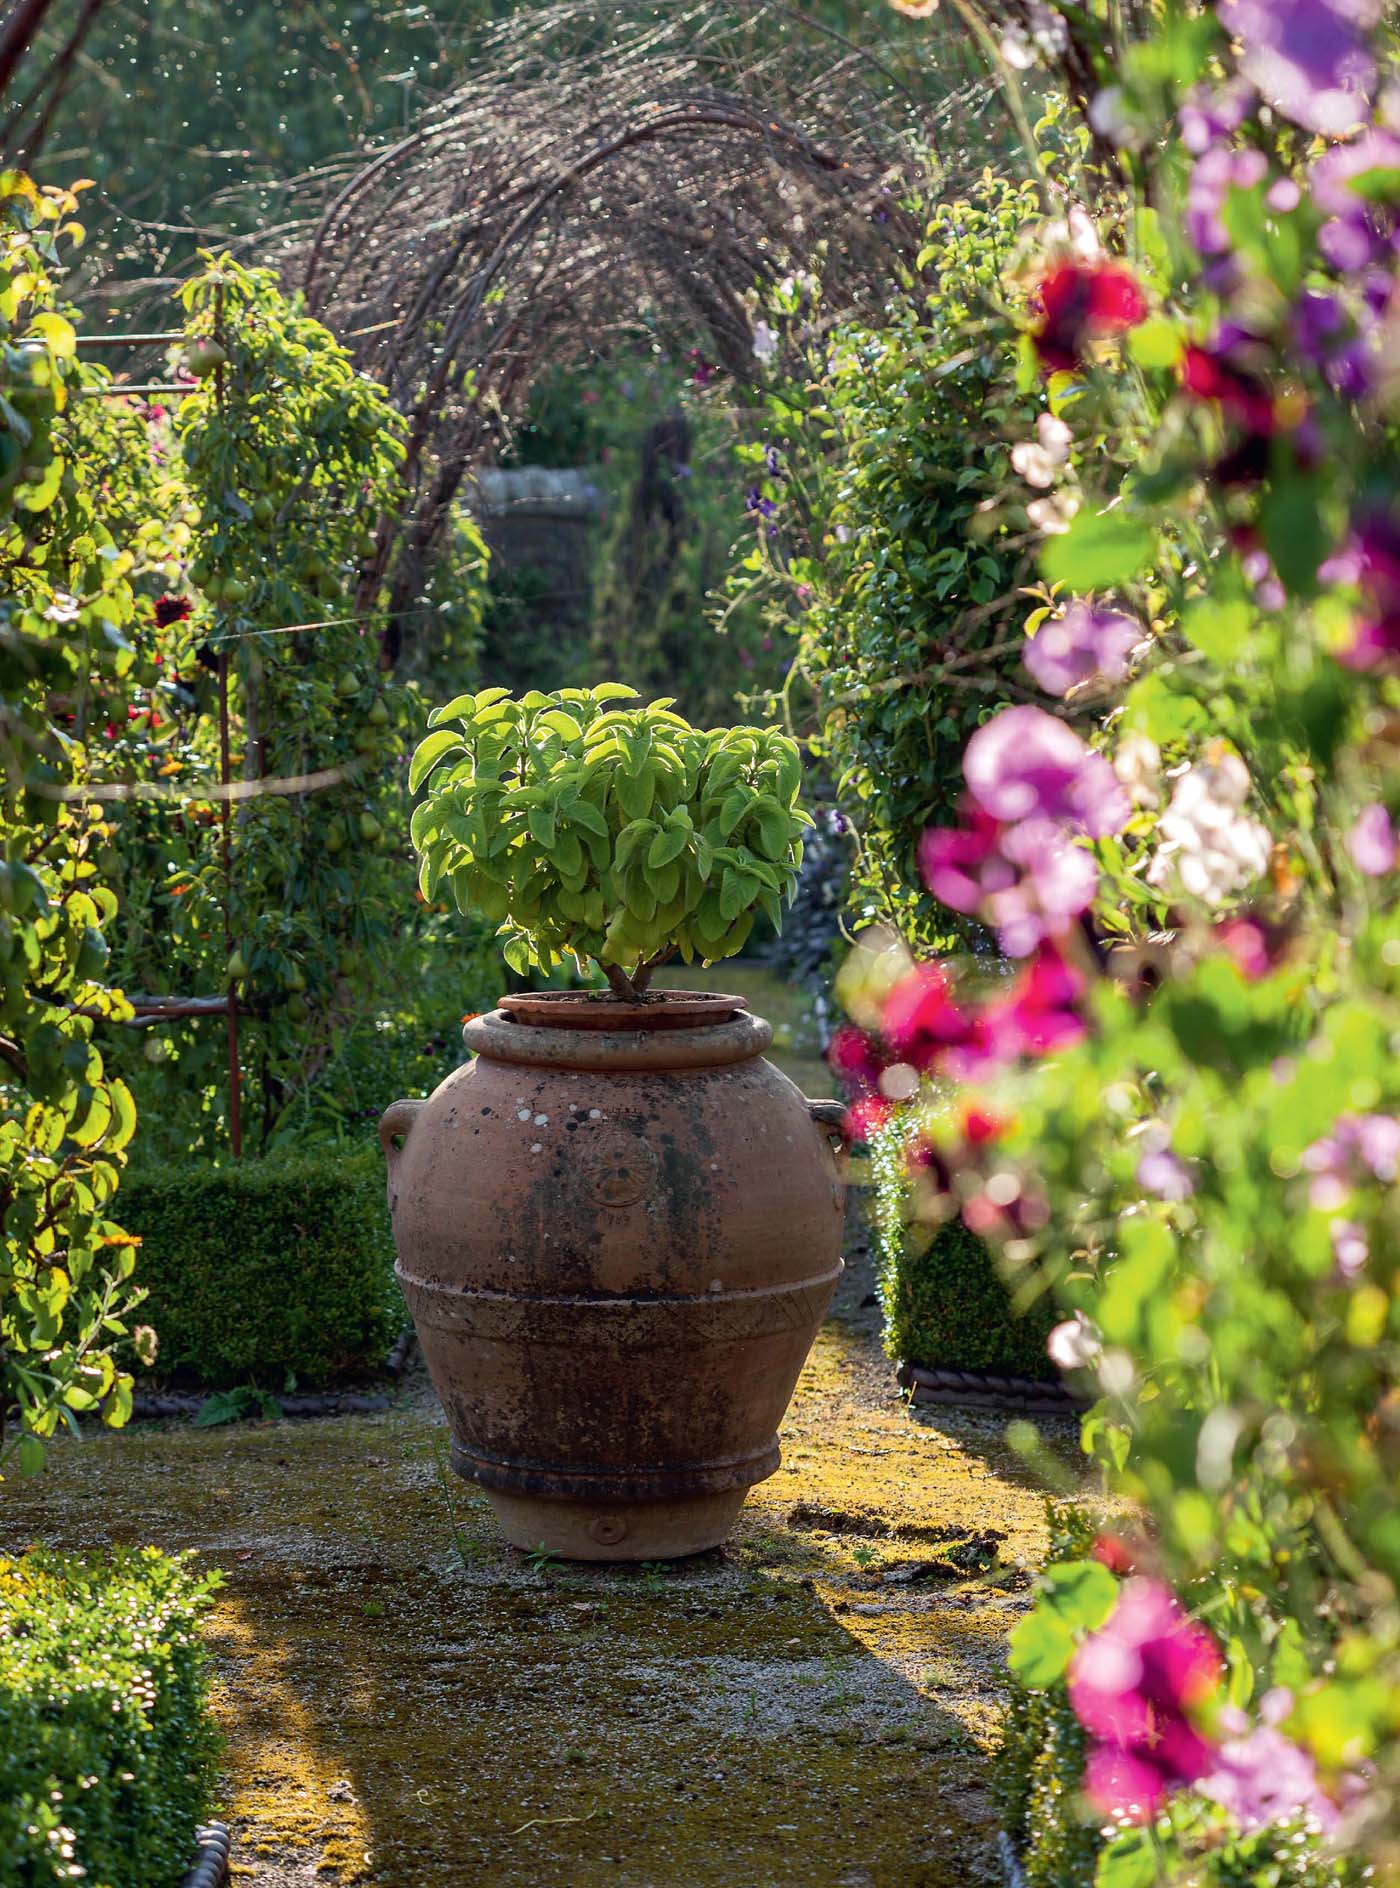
[
  {"xmin": 631, "ymin": 948, "xmax": 673, "ymax": 995},
  {"xmin": 601, "ymin": 962, "xmax": 641, "ymax": 1002}
]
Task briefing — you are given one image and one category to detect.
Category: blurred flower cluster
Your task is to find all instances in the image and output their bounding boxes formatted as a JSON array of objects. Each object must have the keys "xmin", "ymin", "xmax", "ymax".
[{"xmin": 856, "ymin": 0, "xmax": 1400, "ymax": 1873}]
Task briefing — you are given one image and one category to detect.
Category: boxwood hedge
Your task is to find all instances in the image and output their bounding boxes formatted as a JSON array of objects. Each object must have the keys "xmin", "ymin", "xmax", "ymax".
[
  {"xmin": 119, "ymin": 1145, "xmax": 399, "ymax": 1389},
  {"xmin": 0, "ymin": 1548, "xmax": 220, "ymax": 1888},
  {"xmin": 871, "ymin": 1117, "xmax": 1060, "ymax": 1381}
]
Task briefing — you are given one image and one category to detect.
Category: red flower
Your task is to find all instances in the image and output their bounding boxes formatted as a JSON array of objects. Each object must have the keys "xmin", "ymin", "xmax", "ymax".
[
  {"xmin": 153, "ymin": 594, "xmax": 193, "ymax": 629},
  {"xmin": 1180, "ymin": 342, "xmax": 1276, "ymax": 440},
  {"xmin": 828, "ymin": 1024, "xmax": 885, "ymax": 1089},
  {"xmin": 1033, "ymin": 263, "xmax": 1147, "ymax": 373}
]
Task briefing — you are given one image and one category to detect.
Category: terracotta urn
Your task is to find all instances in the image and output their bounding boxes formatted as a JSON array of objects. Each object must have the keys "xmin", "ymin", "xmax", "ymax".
[{"xmin": 379, "ymin": 989, "xmax": 845, "ymax": 1560}]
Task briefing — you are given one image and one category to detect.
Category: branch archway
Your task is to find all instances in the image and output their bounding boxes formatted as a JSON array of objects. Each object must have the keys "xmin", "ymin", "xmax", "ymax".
[{"xmin": 281, "ymin": 1, "xmax": 1000, "ymax": 662}]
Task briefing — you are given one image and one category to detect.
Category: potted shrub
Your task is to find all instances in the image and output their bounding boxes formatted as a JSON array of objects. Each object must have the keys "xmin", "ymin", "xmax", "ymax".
[{"xmin": 380, "ymin": 685, "xmax": 846, "ymax": 1558}]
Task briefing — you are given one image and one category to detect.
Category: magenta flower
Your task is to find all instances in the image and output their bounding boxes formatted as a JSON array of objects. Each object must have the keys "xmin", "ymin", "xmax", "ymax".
[
  {"xmin": 978, "ymin": 940, "xmax": 1087, "ymax": 1064},
  {"xmin": 1220, "ymin": 0, "xmax": 1379, "ymax": 138},
  {"xmin": 1347, "ymin": 802, "xmax": 1397, "ymax": 875},
  {"xmin": 1069, "ymin": 1578, "xmax": 1222, "ymax": 1822},
  {"xmin": 963, "ymin": 706, "xmax": 1129, "ymax": 838},
  {"xmin": 882, "ymin": 964, "xmax": 979, "ymax": 1074},
  {"xmin": 1024, "ymin": 604, "xmax": 1141, "ymax": 697}
]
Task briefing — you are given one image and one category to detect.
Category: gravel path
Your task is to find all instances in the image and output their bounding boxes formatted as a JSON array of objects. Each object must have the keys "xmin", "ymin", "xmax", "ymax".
[{"xmin": 0, "ymin": 972, "xmax": 1081, "ymax": 1887}]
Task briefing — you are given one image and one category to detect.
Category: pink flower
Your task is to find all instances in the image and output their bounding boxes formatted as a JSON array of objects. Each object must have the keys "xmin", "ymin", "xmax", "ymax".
[
  {"xmin": 1047, "ymin": 1311, "xmax": 1102, "ymax": 1370},
  {"xmin": 1070, "ymin": 1578, "xmax": 1222, "ymax": 1822},
  {"xmin": 1136, "ymin": 1145, "xmax": 1195, "ymax": 1201},
  {"xmin": 963, "ymin": 706, "xmax": 1129, "ymax": 838},
  {"xmin": 1347, "ymin": 802, "xmax": 1397, "ymax": 876},
  {"xmin": 1024, "ymin": 604, "xmax": 1141, "ymax": 697},
  {"xmin": 978, "ymin": 940, "xmax": 1087, "ymax": 1064},
  {"xmin": 919, "ymin": 805, "xmax": 1098, "ymax": 958}
]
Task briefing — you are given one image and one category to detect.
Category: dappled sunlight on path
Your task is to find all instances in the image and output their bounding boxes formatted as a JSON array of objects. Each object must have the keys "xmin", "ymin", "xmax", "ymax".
[{"xmin": 0, "ymin": 1286, "xmax": 1076, "ymax": 1888}]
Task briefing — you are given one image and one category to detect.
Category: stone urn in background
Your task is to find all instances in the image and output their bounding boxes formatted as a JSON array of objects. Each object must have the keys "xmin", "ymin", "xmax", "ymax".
[{"xmin": 379, "ymin": 989, "xmax": 845, "ymax": 1560}]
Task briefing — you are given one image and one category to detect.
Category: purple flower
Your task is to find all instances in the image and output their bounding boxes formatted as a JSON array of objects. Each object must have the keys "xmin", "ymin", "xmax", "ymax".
[
  {"xmin": 920, "ymin": 805, "xmax": 1098, "ymax": 957},
  {"xmin": 1137, "ymin": 1145, "xmax": 1195, "ymax": 1202},
  {"xmin": 963, "ymin": 705, "xmax": 1130, "ymax": 838},
  {"xmin": 1310, "ymin": 130, "xmax": 1400, "ymax": 273},
  {"xmin": 764, "ymin": 444, "xmax": 782, "ymax": 478},
  {"xmin": 1301, "ymin": 1111, "xmax": 1400, "ymax": 1208},
  {"xmin": 1202, "ymin": 1694, "xmax": 1341, "ymax": 1835},
  {"xmin": 1187, "ymin": 146, "xmax": 1269, "ymax": 259},
  {"xmin": 1220, "ymin": 0, "xmax": 1380, "ymax": 138},
  {"xmin": 1024, "ymin": 604, "xmax": 1141, "ymax": 697},
  {"xmin": 1347, "ymin": 802, "xmax": 1397, "ymax": 874},
  {"xmin": 1325, "ymin": 504, "xmax": 1400, "ymax": 667},
  {"xmin": 1179, "ymin": 80, "xmax": 1255, "ymax": 156},
  {"xmin": 745, "ymin": 487, "xmax": 777, "ymax": 520}
]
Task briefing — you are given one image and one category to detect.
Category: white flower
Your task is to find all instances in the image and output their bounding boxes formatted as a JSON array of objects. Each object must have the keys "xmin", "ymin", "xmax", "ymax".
[
  {"xmin": 1113, "ymin": 732, "xmax": 1161, "ymax": 810},
  {"xmin": 1039, "ymin": 205, "xmax": 1103, "ymax": 265},
  {"xmin": 751, "ymin": 320, "xmax": 779, "ymax": 364},
  {"xmin": 1088, "ymin": 86, "xmax": 1135, "ymax": 143},
  {"xmin": 1027, "ymin": 490, "xmax": 1081, "ymax": 535},
  {"xmin": 1146, "ymin": 749, "xmax": 1271, "ymax": 906},
  {"xmin": 1012, "ymin": 412, "xmax": 1073, "ymax": 488},
  {"xmin": 1047, "ymin": 1312, "xmax": 1103, "ymax": 1371},
  {"xmin": 44, "ymin": 591, "xmax": 81, "ymax": 624}
]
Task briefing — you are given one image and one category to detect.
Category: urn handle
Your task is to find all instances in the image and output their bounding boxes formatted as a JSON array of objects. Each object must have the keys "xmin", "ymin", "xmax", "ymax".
[
  {"xmin": 806, "ymin": 1098, "xmax": 847, "ymax": 1149},
  {"xmin": 378, "ymin": 1098, "xmax": 425, "ymax": 1177}
]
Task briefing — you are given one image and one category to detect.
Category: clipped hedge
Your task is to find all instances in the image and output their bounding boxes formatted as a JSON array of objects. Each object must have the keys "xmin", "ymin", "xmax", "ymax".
[
  {"xmin": 119, "ymin": 1146, "xmax": 399, "ymax": 1389},
  {"xmin": 871, "ymin": 1118, "xmax": 1059, "ymax": 1381},
  {"xmin": 0, "ymin": 1548, "xmax": 220, "ymax": 1888}
]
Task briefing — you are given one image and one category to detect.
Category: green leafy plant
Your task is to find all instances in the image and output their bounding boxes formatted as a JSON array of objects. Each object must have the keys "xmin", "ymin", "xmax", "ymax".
[
  {"xmin": 0, "ymin": 175, "xmax": 149, "ymax": 1470},
  {"xmin": 410, "ymin": 684, "xmax": 809, "ymax": 1000},
  {"xmin": 0, "ymin": 1547, "xmax": 221, "ymax": 1888}
]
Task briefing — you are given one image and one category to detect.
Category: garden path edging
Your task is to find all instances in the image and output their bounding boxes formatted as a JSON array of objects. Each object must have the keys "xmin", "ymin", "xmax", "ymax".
[
  {"xmin": 180, "ymin": 1822, "xmax": 231, "ymax": 1888},
  {"xmin": 898, "ymin": 1361, "xmax": 1088, "ymax": 1416}
]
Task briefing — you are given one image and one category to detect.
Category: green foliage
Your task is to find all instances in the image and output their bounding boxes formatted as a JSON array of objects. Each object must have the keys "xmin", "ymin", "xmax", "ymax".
[
  {"xmin": 412, "ymin": 684, "xmax": 809, "ymax": 994},
  {"xmin": 118, "ymin": 1148, "xmax": 399, "ymax": 1388},
  {"xmin": 0, "ymin": 176, "xmax": 146, "ymax": 1468},
  {"xmin": 871, "ymin": 1116, "xmax": 1059, "ymax": 1378},
  {"xmin": 95, "ymin": 254, "xmax": 475, "ymax": 1152},
  {"xmin": 0, "ymin": 1547, "xmax": 221, "ymax": 1888},
  {"xmin": 723, "ymin": 177, "xmax": 1043, "ymax": 950}
]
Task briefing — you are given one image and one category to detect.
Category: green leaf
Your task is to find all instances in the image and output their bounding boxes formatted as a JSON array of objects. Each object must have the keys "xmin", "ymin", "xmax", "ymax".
[
  {"xmin": 1041, "ymin": 506, "xmax": 1154, "ymax": 591},
  {"xmin": 1094, "ymin": 1830, "xmax": 1160, "ymax": 1888},
  {"xmin": 409, "ymin": 729, "xmax": 465, "ymax": 792},
  {"xmin": 1182, "ymin": 596, "xmax": 1252, "ymax": 663},
  {"xmin": 426, "ymin": 691, "xmax": 477, "ymax": 728},
  {"xmin": 1041, "ymin": 1560, "xmax": 1119, "ymax": 1632},
  {"xmin": 647, "ymin": 824, "xmax": 689, "ymax": 870},
  {"xmin": 1007, "ymin": 1608, "xmax": 1075, "ymax": 1689}
]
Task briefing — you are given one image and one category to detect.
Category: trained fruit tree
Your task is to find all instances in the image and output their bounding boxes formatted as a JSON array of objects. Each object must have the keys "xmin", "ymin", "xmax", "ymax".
[{"xmin": 410, "ymin": 685, "xmax": 809, "ymax": 1001}]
